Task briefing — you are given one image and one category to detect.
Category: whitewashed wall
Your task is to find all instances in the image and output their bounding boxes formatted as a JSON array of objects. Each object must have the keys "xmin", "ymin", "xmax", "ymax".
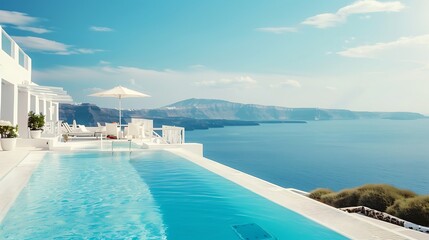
[{"xmin": 0, "ymin": 26, "xmax": 32, "ymax": 130}]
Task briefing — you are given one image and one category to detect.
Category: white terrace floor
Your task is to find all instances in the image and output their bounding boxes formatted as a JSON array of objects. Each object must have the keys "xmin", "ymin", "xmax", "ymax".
[{"xmin": 0, "ymin": 142, "xmax": 427, "ymax": 240}]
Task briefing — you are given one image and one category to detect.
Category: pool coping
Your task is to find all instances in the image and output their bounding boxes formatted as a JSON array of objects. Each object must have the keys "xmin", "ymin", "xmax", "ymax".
[
  {"xmin": 0, "ymin": 151, "xmax": 46, "ymax": 222},
  {"xmin": 167, "ymin": 148, "xmax": 428, "ymax": 240}
]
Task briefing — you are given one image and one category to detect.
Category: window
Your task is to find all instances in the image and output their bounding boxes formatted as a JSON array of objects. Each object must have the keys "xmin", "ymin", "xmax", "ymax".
[
  {"xmin": 19, "ymin": 49, "xmax": 28, "ymax": 69},
  {"xmin": 1, "ymin": 31, "xmax": 14, "ymax": 57}
]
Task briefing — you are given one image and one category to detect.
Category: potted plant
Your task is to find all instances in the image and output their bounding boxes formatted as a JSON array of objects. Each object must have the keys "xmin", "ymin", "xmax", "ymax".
[
  {"xmin": 28, "ymin": 111, "xmax": 45, "ymax": 139},
  {"xmin": 0, "ymin": 120, "xmax": 19, "ymax": 151}
]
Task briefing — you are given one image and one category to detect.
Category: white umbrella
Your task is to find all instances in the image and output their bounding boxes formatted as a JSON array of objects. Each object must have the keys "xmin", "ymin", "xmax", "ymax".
[{"xmin": 89, "ymin": 86, "xmax": 150, "ymax": 126}]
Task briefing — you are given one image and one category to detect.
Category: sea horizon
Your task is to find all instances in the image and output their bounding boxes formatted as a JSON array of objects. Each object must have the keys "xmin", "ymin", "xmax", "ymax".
[{"xmin": 187, "ymin": 119, "xmax": 429, "ymax": 195}]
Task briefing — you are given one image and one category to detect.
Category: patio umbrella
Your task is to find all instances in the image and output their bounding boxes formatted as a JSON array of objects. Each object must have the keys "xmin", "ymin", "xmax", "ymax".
[{"xmin": 89, "ymin": 86, "xmax": 150, "ymax": 126}]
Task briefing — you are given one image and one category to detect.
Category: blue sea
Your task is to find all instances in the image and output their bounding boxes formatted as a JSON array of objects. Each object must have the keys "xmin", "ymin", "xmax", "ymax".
[{"xmin": 186, "ymin": 119, "xmax": 429, "ymax": 195}]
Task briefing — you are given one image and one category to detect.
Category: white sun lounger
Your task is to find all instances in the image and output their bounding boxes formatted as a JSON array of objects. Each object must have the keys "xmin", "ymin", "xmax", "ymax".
[{"xmin": 62, "ymin": 122, "xmax": 95, "ymax": 137}]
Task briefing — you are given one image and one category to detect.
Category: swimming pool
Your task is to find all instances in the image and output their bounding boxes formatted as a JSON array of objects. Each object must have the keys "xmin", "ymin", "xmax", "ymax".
[
  {"xmin": 0, "ymin": 151, "xmax": 346, "ymax": 239},
  {"xmin": 75, "ymin": 140, "xmax": 142, "ymax": 151}
]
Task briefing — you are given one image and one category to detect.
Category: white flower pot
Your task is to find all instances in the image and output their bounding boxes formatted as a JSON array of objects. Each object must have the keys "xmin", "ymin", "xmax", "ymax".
[
  {"xmin": 30, "ymin": 130, "xmax": 42, "ymax": 139},
  {"xmin": 1, "ymin": 138, "xmax": 17, "ymax": 151}
]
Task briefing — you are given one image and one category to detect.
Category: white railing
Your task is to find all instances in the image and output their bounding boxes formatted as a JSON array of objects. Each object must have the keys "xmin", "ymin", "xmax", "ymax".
[
  {"xmin": 152, "ymin": 130, "xmax": 168, "ymax": 144},
  {"xmin": 43, "ymin": 121, "xmax": 62, "ymax": 136},
  {"xmin": 131, "ymin": 118, "xmax": 153, "ymax": 138},
  {"xmin": 162, "ymin": 125, "xmax": 185, "ymax": 144}
]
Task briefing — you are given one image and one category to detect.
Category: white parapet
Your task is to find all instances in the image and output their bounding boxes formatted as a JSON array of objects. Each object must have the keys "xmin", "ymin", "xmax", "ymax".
[
  {"xmin": 0, "ymin": 26, "xmax": 30, "ymax": 126},
  {"xmin": 142, "ymin": 142, "xmax": 203, "ymax": 157}
]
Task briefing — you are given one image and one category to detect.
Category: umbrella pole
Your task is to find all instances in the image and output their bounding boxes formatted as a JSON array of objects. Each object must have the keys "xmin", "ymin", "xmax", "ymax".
[{"xmin": 119, "ymin": 96, "xmax": 122, "ymax": 127}]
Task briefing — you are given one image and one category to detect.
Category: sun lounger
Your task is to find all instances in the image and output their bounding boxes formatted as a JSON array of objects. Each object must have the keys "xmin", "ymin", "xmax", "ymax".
[{"xmin": 62, "ymin": 122, "xmax": 95, "ymax": 137}]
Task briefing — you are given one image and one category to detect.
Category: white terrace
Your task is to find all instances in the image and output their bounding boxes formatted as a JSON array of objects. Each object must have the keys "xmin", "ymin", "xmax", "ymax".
[
  {"xmin": 0, "ymin": 26, "xmax": 72, "ymax": 139},
  {"xmin": 0, "ymin": 26, "xmax": 428, "ymax": 240}
]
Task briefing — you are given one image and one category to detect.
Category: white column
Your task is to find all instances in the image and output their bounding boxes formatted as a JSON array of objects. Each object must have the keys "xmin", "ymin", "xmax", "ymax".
[
  {"xmin": 46, "ymin": 101, "xmax": 53, "ymax": 122},
  {"xmin": 18, "ymin": 90, "xmax": 30, "ymax": 138},
  {"xmin": 39, "ymin": 99, "xmax": 46, "ymax": 116},
  {"xmin": 0, "ymin": 80, "xmax": 18, "ymax": 125},
  {"xmin": 30, "ymin": 94, "xmax": 39, "ymax": 113},
  {"xmin": 0, "ymin": 27, "xmax": 2, "ymax": 49},
  {"xmin": 52, "ymin": 103, "xmax": 59, "ymax": 121},
  {"xmin": 11, "ymin": 84, "xmax": 18, "ymax": 126},
  {"xmin": 0, "ymin": 80, "xmax": 2, "ymax": 118}
]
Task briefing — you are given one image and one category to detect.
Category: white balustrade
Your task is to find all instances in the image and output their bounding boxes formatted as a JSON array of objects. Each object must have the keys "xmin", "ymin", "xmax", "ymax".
[
  {"xmin": 161, "ymin": 125, "xmax": 185, "ymax": 144},
  {"xmin": 43, "ymin": 121, "xmax": 61, "ymax": 136}
]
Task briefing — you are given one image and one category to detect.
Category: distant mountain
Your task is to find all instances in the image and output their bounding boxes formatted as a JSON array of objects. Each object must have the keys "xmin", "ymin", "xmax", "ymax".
[
  {"xmin": 59, "ymin": 98, "xmax": 427, "ymax": 128},
  {"xmin": 59, "ymin": 102, "xmax": 260, "ymax": 130},
  {"xmin": 160, "ymin": 98, "xmax": 426, "ymax": 121}
]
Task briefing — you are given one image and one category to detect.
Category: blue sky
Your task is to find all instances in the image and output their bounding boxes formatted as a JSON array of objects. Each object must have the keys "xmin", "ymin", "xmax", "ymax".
[{"xmin": 1, "ymin": 0, "xmax": 429, "ymax": 113}]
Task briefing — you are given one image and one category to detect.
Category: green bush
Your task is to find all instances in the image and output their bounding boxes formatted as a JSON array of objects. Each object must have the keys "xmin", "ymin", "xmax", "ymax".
[
  {"xmin": 309, "ymin": 184, "xmax": 429, "ymax": 226},
  {"xmin": 0, "ymin": 121, "xmax": 18, "ymax": 138},
  {"xmin": 331, "ymin": 189, "xmax": 360, "ymax": 208},
  {"xmin": 28, "ymin": 111, "xmax": 45, "ymax": 131},
  {"xmin": 357, "ymin": 189, "xmax": 396, "ymax": 211},
  {"xmin": 308, "ymin": 188, "xmax": 333, "ymax": 201},
  {"xmin": 387, "ymin": 196, "xmax": 429, "ymax": 227},
  {"xmin": 319, "ymin": 192, "xmax": 336, "ymax": 205},
  {"xmin": 355, "ymin": 184, "xmax": 417, "ymax": 199},
  {"xmin": 397, "ymin": 189, "xmax": 417, "ymax": 199}
]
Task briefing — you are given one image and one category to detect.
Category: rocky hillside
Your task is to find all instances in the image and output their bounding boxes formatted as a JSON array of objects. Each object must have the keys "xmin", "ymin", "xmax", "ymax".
[
  {"xmin": 59, "ymin": 99, "xmax": 427, "ymax": 128},
  {"xmin": 160, "ymin": 98, "xmax": 426, "ymax": 121}
]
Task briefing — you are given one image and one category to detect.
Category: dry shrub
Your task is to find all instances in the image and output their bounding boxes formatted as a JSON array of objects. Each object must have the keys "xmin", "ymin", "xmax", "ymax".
[
  {"xmin": 355, "ymin": 184, "xmax": 417, "ymax": 199},
  {"xmin": 319, "ymin": 192, "xmax": 336, "ymax": 205},
  {"xmin": 330, "ymin": 189, "xmax": 360, "ymax": 208},
  {"xmin": 310, "ymin": 184, "xmax": 418, "ymax": 212},
  {"xmin": 357, "ymin": 190, "xmax": 396, "ymax": 211},
  {"xmin": 308, "ymin": 188, "xmax": 333, "ymax": 201},
  {"xmin": 309, "ymin": 184, "xmax": 429, "ymax": 226},
  {"xmin": 386, "ymin": 196, "xmax": 429, "ymax": 227}
]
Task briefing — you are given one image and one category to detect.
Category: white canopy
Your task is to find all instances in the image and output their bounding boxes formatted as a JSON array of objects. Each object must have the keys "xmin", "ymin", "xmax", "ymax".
[
  {"xmin": 89, "ymin": 86, "xmax": 150, "ymax": 126},
  {"xmin": 89, "ymin": 86, "xmax": 150, "ymax": 99},
  {"xmin": 19, "ymin": 83, "xmax": 73, "ymax": 103}
]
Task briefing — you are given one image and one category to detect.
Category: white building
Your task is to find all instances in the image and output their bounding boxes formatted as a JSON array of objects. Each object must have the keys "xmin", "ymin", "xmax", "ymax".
[{"xmin": 0, "ymin": 26, "xmax": 72, "ymax": 138}]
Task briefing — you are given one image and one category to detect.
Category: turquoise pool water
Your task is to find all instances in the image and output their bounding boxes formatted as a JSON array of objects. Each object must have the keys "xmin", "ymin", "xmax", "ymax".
[
  {"xmin": 0, "ymin": 151, "xmax": 346, "ymax": 239},
  {"xmin": 77, "ymin": 140, "xmax": 142, "ymax": 150}
]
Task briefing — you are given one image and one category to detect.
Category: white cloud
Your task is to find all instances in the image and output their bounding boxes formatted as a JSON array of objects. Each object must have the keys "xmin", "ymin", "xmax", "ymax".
[
  {"xmin": 270, "ymin": 80, "xmax": 301, "ymax": 88},
  {"xmin": 338, "ymin": 34, "xmax": 429, "ymax": 58},
  {"xmin": 338, "ymin": 0, "xmax": 403, "ymax": 15},
  {"xmin": 195, "ymin": 76, "xmax": 256, "ymax": 88},
  {"xmin": 255, "ymin": 27, "xmax": 297, "ymax": 34},
  {"xmin": 302, "ymin": 0, "xmax": 404, "ymax": 28},
  {"xmin": 189, "ymin": 64, "xmax": 207, "ymax": 70},
  {"xmin": 303, "ymin": 13, "xmax": 344, "ymax": 29},
  {"xmin": 31, "ymin": 64, "xmax": 429, "ymax": 113},
  {"xmin": 12, "ymin": 36, "xmax": 102, "ymax": 55},
  {"xmin": 90, "ymin": 26, "xmax": 114, "ymax": 32},
  {"xmin": 0, "ymin": 10, "xmax": 101, "ymax": 54},
  {"xmin": 99, "ymin": 60, "xmax": 111, "ymax": 65},
  {"xmin": 0, "ymin": 10, "xmax": 37, "ymax": 26},
  {"xmin": 0, "ymin": 10, "xmax": 51, "ymax": 34},
  {"xmin": 84, "ymin": 87, "xmax": 104, "ymax": 93},
  {"xmin": 75, "ymin": 48, "xmax": 103, "ymax": 54},
  {"xmin": 13, "ymin": 36, "xmax": 69, "ymax": 52},
  {"xmin": 360, "ymin": 15, "xmax": 372, "ymax": 20},
  {"xmin": 15, "ymin": 26, "xmax": 51, "ymax": 34}
]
